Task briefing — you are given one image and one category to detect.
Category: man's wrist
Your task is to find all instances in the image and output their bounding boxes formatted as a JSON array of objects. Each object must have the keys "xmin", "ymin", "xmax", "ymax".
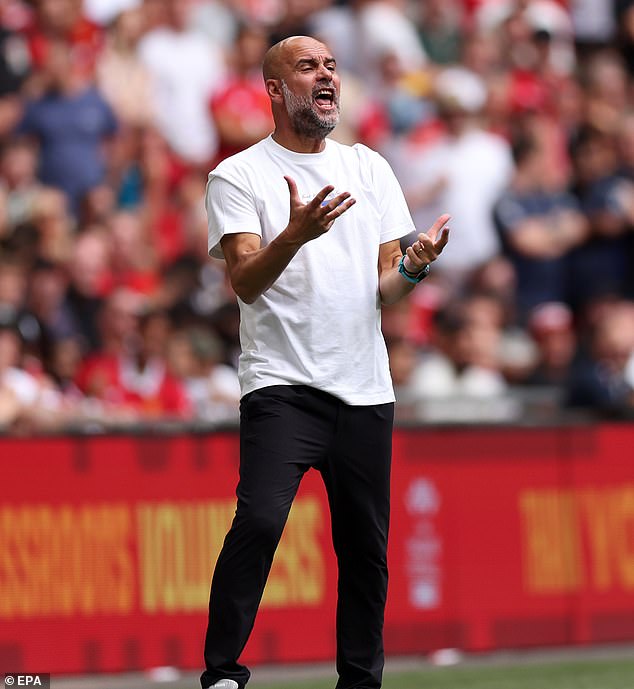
[
  {"xmin": 398, "ymin": 255, "xmax": 430, "ymax": 284},
  {"xmin": 277, "ymin": 225, "xmax": 305, "ymax": 252},
  {"xmin": 401, "ymin": 254, "xmax": 414, "ymax": 273}
]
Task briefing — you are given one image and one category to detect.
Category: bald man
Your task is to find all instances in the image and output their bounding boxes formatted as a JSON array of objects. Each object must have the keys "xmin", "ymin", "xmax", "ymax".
[{"xmin": 201, "ymin": 36, "xmax": 449, "ymax": 689}]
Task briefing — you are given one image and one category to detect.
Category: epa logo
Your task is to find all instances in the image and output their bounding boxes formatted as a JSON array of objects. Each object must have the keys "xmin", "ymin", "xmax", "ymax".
[{"xmin": 4, "ymin": 675, "xmax": 49, "ymax": 687}]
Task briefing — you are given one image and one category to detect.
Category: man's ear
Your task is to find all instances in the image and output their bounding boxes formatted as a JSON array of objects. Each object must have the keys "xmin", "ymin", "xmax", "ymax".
[{"xmin": 266, "ymin": 78, "xmax": 283, "ymax": 102}]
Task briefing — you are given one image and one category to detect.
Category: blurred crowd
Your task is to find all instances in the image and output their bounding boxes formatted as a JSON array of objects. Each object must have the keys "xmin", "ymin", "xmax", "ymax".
[{"xmin": 0, "ymin": 0, "xmax": 633, "ymax": 432}]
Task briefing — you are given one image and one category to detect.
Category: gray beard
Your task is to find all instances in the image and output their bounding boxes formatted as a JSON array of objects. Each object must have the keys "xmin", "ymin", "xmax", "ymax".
[{"xmin": 281, "ymin": 80, "xmax": 340, "ymax": 139}]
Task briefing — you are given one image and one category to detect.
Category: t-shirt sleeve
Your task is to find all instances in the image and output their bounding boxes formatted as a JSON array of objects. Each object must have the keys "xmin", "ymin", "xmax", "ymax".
[
  {"xmin": 365, "ymin": 148, "xmax": 416, "ymax": 244},
  {"xmin": 494, "ymin": 194, "xmax": 529, "ymax": 234},
  {"xmin": 205, "ymin": 173, "xmax": 261, "ymax": 259}
]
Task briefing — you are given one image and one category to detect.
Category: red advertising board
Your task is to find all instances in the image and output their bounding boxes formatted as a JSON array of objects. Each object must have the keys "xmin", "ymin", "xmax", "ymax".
[{"xmin": 1, "ymin": 424, "xmax": 633, "ymax": 675}]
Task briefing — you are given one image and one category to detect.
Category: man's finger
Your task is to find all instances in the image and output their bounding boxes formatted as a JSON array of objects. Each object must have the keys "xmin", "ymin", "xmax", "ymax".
[
  {"xmin": 321, "ymin": 191, "xmax": 352, "ymax": 213},
  {"xmin": 405, "ymin": 246, "xmax": 422, "ymax": 264},
  {"xmin": 311, "ymin": 184, "xmax": 336, "ymax": 208},
  {"xmin": 425, "ymin": 213, "xmax": 451, "ymax": 242},
  {"xmin": 418, "ymin": 235, "xmax": 436, "ymax": 254},
  {"xmin": 324, "ymin": 197, "xmax": 356, "ymax": 220},
  {"xmin": 284, "ymin": 176, "xmax": 301, "ymax": 204},
  {"xmin": 434, "ymin": 227, "xmax": 450, "ymax": 252}
]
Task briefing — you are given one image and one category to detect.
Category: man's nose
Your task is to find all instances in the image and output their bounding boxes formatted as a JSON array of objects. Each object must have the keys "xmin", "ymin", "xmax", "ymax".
[{"xmin": 316, "ymin": 63, "xmax": 332, "ymax": 80}]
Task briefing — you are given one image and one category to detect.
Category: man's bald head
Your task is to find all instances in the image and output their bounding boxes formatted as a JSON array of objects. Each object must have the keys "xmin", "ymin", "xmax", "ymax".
[
  {"xmin": 262, "ymin": 35, "xmax": 340, "ymax": 145},
  {"xmin": 262, "ymin": 36, "xmax": 329, "ymax": 81}
]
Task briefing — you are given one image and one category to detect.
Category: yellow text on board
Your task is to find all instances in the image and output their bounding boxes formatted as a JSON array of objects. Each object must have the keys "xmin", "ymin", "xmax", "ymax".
[
  {"xmin": 0, "ymin": 504, "xmax": 134, "ymax": 617},
  {"xmin": 136, "ymin": 497, "xmax": 326, "ymax": 613},
  {"xmin": 520, "ymin": 486, "xmax": 634, "ymax": 593},
  {"xmin": 0, "ymin": 496, "xmax": 326, "ymax": 618}
]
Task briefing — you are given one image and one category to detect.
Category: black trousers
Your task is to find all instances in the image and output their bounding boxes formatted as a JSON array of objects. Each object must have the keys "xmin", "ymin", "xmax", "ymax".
[{"xmin": 201, "ymin": 385, "xmax": 394, "ymax": 689}]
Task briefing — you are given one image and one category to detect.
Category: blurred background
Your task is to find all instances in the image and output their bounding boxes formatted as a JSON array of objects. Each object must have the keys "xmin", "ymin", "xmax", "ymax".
[{"xmin": 0, "ymin": 0, "xmax": 633, "ymax": 684}]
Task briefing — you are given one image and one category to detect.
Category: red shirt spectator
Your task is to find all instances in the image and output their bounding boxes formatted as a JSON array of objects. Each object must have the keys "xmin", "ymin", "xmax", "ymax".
[
  {"xmin": 209, "ymin": 23, "xmax": 273, "ymax": 164},
  {"xmin": 75, "ymin": 307, "xmax": 192, "ymax": 419},
  {"xmin": 75, "ymin": 351, "xmax": 191, "ymax": 418},
  {"xmin": 21, "ymin": 0, "xmax": 103, "ymax": 78}
]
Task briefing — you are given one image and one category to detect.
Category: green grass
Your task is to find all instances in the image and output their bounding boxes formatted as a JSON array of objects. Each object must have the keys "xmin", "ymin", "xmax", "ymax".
[{"xmin": 245, "ymin": 657, "xmax": 634, "ymax": 689}]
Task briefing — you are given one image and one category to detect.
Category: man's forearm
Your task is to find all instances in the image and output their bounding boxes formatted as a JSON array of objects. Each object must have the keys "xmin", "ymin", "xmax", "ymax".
[
  {"xmin": 378, "ymin": 215, "xmax": 450, "ymax": 304},
  {"xmin": 379, "ymin": 260, "xmax": 419, "ymax": 305},
  {"xmin": 225, "ymin": 229, "xmax": 304, "ymax": 304}
]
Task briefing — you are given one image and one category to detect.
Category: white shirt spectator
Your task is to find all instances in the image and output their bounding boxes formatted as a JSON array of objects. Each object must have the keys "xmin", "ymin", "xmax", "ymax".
[
  {"xmin": 83, "ymin": 0, "xmax": 141, "ymax": 25},
  {"xmin": 2, "ymin": 366, "xmax": 40, "ymax": 405},
  {"xmin": 410, "ymin": 353, "xmax": 507, "ymax": 399},
  {"xmin": 354, "ymin": 0, "xmax": 427, "ymax": 81},
  {"xmin": 569, "ymin": 0, "xmax": 616, "ymax": 44},
  {"xmin": 186, "ymin": 364, "xmax": 241, "ymax": 424},
  {"xmin": 138, "ymin": 27, "xmax": 226, "ymax": 164}
]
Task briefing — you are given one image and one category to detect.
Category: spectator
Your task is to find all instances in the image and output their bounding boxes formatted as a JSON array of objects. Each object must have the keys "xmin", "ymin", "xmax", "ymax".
[
  {"xmin": 187, "ymin": 0, "xmax": 237, "ymax": 53},
  {"xmin": 395, "ymin": 66, "xmax": 513, "ymax": 290},
  {"xmin": 79, "ymin": 182, "xmax": 117, "ymax": 227},
  {"xmin": 417, "ymin": 0, "xmax": 463, "ymax": 65},
  {"xmin": 407, "ymin": 300, "xmax": 508, "ymax": 402},
  {"xmin": 570, "ymin": 0, "xmax": 616, "ymax": 53},
  {"xmin": 351, "ymin": 0, "xmax": 428, "ymax": 84},
  {"xmin": 0, "ymin": 256, "xmax": 40, "ymax": 357},
  {"xmin": 566, "ymin": 299, "xmax": 634, "ymax": 413},
  {"xmin": 0, "ymin": 139, "xmax": 75, "ymax": 266},
  {"xmin": 75, "ymin": 294, "xmax": 191, "ymax": 420},
  {"xmin": 16, "ymin": 38, "xmax": 118, "ymax": 215},
  {"xmin": 26, "ymin": 257, "xmax": 80, "ymax": 356},
  {"xmin": 64, "ymin": 227, "xmax": 111, "ymax": 351},
  {"xmin": 107, "ymin": 210, "xmax": 160, "ymax": 297},
  {"xmin": 0, "ymin": 313, "xmax": 61, "ymax": 432},
  {"xmin": 175, "ymin": 326, "xmax": 240, "ymax": 424},
  {"xmin": 29, "ymin": 187, "xmax": 74, "ymax": 263},
  {"xmin": 386, "ymin": 335, "xmax": 429, "ymax": 422},
  {"xmin": 135, "ymin": 127, "xmax": 190, "ymax": 266},
  {"xmin": 0, "ymin": 138, "xmax": 46, "ymax": 232},
  {"xmin": 568, "ymin": 124, "xmax": 634, "ymax": 310},
  {"xmin": 494, "ymin": 131, "xmax": 588, "ymax": 320},
  {"xmin": 0, "ymin": 21, "xmax": 30, "ymax": 140},
  {"xmin": 44, "ymin": 334, "xmax": 83, "ymax": 399},
  {"xmin": 210, "ymin": 23, "xmax": 274, "ymax": 164},
  {"xmin": 137, "ymin": 0, "xmax": 227, "ymax": 165},
  {"xmin": 95, "ymin": 2, "xmax": 155, "ymax": 127},
  {"xmin": 76, "ymin": 285, "xmax": 141, "ymax": 361},
  {"xmin": 581, "ymin": 50, "xmax": 629, "ymax": 133},
  {"xmin": 20, "ymin": 0, "xmax": 103, "ymax": 78},
  {"xmin": 116, "ymin": 308, "xmax": 192, "ymax": 419},
  {"xmin": 0, "ymin": 315, "xmax": 36, "ymax": 428},
  {"xmin": 368, "ymin": 49, "xmax": 434, "ymax": 144},
  {"xmin": 525, "ymin": 301, "xmax": 577, "ymax": 386}
]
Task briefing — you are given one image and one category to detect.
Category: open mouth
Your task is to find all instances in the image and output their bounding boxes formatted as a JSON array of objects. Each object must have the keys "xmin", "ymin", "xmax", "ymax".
[{"xmin": 314, "ymin": 88, "xmax": 336, "ymax": 109}]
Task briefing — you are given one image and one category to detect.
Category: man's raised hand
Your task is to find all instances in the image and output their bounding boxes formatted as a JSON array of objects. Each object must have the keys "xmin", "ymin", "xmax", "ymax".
[
  {"xmin": 284, "ymin": 176, "xmax": 356, "ymax": 245},
  {"xmin": 404, "ymin": 213, "xmax": 451, "ymax": 273}
]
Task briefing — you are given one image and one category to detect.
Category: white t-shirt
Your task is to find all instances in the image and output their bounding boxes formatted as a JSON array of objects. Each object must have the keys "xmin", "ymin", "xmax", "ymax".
[{"xmin": 206, "ymin": 135, "xmax": 415, "ymax": 405}]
